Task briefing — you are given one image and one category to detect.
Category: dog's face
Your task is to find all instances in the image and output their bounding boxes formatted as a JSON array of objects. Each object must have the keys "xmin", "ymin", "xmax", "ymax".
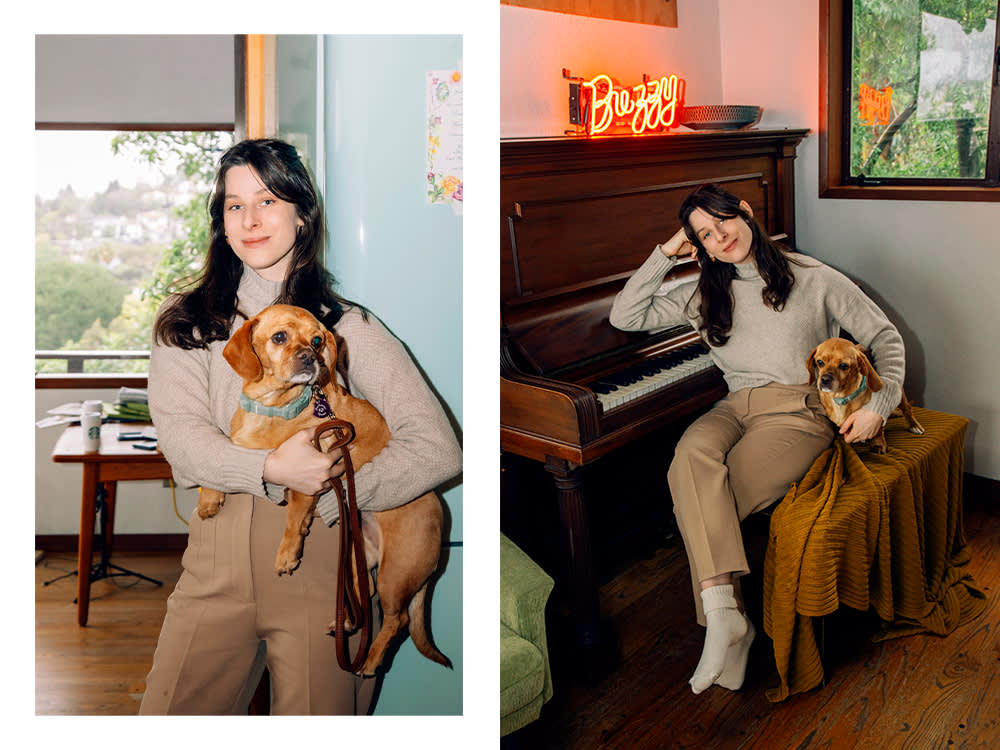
[
  {"xmin": 224, "ymin": 304, "xmax": 338, "ymax": 389},
  {"xmin": 807, "ymin": 337, "xmax": 882, "ymax": 396}
]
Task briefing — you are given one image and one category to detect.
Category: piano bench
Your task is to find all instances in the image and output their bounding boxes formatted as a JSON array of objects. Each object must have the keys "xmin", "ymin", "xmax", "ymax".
[{"xmin": 760, "ymin": 406, "xmax": 984, "ymax": 701}]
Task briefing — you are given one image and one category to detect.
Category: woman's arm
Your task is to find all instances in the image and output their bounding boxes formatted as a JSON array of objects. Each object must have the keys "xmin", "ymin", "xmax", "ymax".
[
  {"xmin": 609, "ymin": 231, "xmax": 697, "ymax": 332},
  {"xmin": 314, "ymin": 311, "xmax": 462, "ymax": 525},
  {"xmin": 826, "ymin": 270, "xmax": 906, "ymax": 424}
]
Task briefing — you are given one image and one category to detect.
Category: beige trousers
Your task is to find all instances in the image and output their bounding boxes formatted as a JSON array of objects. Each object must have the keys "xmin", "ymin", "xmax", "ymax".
[
  {"xmin": 139, "ymin": 493, "xmax": 377, "ymax": 715},
  {"xmin": 667, "ymin": 384, "xmax": 835, "ymax": 624}
]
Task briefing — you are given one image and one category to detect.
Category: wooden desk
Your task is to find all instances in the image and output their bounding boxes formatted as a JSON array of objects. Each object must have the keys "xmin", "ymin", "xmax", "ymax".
[{"xmin": 52, "ymin": 424, "xmax": 172, "ymax": 626}]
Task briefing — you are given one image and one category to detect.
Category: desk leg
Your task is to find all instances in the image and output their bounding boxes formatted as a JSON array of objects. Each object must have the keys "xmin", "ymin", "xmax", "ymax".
[
  {"xmin": 544, "ymin": 458, "xmax": 601, "ymax": 651},
  {"xmin": 102, "ymin": 481, "xmax": 117, "ymax": 563},
  {"xmin": 76, "ymin": 464, "xmax": 98, "ymax": 627}
]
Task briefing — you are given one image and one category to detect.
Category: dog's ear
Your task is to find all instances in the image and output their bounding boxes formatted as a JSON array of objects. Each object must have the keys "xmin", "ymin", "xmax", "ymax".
[
  {"xmin": 856, "ymin": 347, "xmax": 883, "ymax": 392},
  {"xmin": 326, "ymin": 329, "xmax": 353, "ymax": 394},
  {"xmin": 223, "ymin": 318, "xmax": 264, "ymax": 382},
  {"xmin": 318, "ymin": 329, "xmax": 338, "ymax": 371},
  {"xmin": 806, "ymin": 347, "xmax": 819, "ymax": 385}
]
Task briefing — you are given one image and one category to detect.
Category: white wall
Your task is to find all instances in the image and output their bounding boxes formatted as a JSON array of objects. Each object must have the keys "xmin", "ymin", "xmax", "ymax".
[
  {"xmin": 501, "ymin": 0, "xmax": 999, "ymax": 479},
  {"xmin": 500, "ymin": 2, "xmax": 724, "ymax": 138}
]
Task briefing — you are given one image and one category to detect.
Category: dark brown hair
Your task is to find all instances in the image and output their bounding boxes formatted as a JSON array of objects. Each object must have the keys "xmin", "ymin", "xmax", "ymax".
[
  {"xmin": 154, "ymin": 138, "xmax": 355, "ymax": 349},
  {"xmin": 680, "ymin": 183, "xmax": 800, "ymax": 347}
]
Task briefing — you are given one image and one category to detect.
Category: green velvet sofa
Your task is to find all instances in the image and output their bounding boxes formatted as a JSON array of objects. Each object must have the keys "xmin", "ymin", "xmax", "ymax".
[{"xmin": 500, "ymin": 533, "xmax": 555, "ymax": 737}]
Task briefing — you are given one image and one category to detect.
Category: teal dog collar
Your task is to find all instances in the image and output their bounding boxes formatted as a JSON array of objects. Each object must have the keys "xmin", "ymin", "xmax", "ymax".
[
  {"xmin": 832, "ymin": 375, "xmax": 867, "ymax": 406},
  {"xmin": 240, "ymin": 387, "xmax": 313, "ymax": 419}
]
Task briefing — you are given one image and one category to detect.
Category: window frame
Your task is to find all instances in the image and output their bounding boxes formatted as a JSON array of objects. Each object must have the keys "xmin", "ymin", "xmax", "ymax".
[{"xmin": 820, "ymin": 0, "xmax": 1000, "ymax": 201}]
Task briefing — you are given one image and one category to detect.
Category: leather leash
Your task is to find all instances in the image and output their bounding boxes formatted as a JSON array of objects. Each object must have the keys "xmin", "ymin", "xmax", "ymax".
[{"xmin": 313, "ymin": 420, "xmax": 372, "ymax": 673}]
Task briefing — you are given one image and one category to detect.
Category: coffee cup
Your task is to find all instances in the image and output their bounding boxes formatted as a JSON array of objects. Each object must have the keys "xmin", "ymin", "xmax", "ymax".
[{"xmin": 81, "ymin": 412, "xmax": 102, "ymax": 452}]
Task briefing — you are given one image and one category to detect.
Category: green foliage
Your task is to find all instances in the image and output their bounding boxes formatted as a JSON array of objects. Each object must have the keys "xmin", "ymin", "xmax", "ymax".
[
  {"xmin": 35, "ymin": 130, "xmax": 233, "ymax": 372},
  {"xmin": 35, "ymin": 261, "xmax": 127, "ymax": 350},
  {"xmin": 111, "ymin": 131, "xmax": 231, "ymax": 303}
]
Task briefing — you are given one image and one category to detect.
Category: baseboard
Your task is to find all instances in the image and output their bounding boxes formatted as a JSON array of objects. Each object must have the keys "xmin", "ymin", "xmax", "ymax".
[
  {"xmin": 965, "ymin": 473, "xmax": 1000, "ymax": 508},
  {"xmin": 34, "ymin": 533, "xmax": 189, "ymax": 554}
]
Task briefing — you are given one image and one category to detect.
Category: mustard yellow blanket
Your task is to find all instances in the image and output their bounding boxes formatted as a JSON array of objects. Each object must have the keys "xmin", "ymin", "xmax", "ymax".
[{"xmin": 762, "ymin": 407, "xmax": 986, "ymax": 702}]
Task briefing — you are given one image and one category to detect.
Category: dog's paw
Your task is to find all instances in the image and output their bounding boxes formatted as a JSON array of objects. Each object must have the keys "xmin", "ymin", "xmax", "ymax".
[
  {"xmin": 909, "ymin": 425, "xmax": 926, "ymax": 435},
  {"xmin": 196, "ymin": 502, "xmax": 222, "ymax": 520},
  {"xmin": 326, "ymin": 617, "xmax": 358, "ymax": 634},
  {"xmin": 358, "ymin": 654, "xmax": 384, "ymax": 678},
  {"xmin": 275, "ymin": 545, "xmax": 303, "ymax": 575}
]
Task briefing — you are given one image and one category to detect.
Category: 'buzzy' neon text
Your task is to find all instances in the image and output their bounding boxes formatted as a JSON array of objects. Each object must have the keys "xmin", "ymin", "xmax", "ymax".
[{"xmin": 582, "ymin": 74, "xmax": 685, "ymax": 135}]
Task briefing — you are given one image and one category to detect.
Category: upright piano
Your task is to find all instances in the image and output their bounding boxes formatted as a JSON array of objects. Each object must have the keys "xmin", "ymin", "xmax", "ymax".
[{"xmin": 500, "ymin": 129, "xmax": 809, "ymax": 649}]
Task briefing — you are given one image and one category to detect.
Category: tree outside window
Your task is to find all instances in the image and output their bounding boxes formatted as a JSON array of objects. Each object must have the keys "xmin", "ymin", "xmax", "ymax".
[
  {"xmin": 35, "ymin": 130, "xmax": 233, "ymax": 373},
  {"xmin": 845, "ymin": 0, "xmax": 999, "ymax": 185}
]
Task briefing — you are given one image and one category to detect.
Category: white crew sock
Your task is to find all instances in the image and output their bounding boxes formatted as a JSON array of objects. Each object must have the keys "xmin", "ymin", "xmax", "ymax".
[
  {"xmin": 715, "ymin": 617, "xmax": 756, "ymax": 691},
  {"xmin": 690, "ymin": 584, "xmax": 749, "ymax": 694}
]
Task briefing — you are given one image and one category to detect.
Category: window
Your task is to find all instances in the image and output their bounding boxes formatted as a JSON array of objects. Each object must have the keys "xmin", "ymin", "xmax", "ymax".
[
  {"xmin": 821, "ymin": 0, "xmax": 1000, "ymax": 200},
  {"xmin": 34, "ymin": 34, "xmax": 243, "ymax": 379},
  {"xmin": 35, "ymin": 129, "xmax": 234, "ymax": 373}
]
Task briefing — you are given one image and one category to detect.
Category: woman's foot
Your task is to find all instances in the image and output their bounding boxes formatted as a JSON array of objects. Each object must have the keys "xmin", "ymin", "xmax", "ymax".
[
  {"xmin": 715, "ymin": 616, "xmax": 755, "ymax": 691},
  {"xmin": 690, "ymin": 584, "xmax": 748, "ymax": 694}
]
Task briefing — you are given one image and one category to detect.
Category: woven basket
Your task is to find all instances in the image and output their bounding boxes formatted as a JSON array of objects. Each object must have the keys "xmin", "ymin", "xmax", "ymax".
[{"xmin": 678, "ymin": 105, "xmax": 762, "ymax": 130}]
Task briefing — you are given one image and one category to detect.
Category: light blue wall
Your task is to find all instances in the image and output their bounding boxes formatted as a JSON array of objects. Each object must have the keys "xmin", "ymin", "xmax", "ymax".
[{"xmin": 322, "ymin": 34, "xmax": 463, "ymax": 716}]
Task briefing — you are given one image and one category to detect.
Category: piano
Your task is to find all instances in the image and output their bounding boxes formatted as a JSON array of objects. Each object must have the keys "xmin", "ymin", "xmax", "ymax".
[{"xmin": 500, "ymin": 129, "xmax": 809, "ymax": 650}]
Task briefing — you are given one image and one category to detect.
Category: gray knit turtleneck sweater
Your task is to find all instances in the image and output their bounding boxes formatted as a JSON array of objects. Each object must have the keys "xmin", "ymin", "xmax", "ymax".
[{"xmin": 609, "ymin": 247, "xmax": 905, "ymax": 422}]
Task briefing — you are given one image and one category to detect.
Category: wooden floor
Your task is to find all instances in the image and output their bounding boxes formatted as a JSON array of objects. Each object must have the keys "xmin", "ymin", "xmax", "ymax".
[
  {"xmin": 35, "ymin": 503, "xmax": 999, "ymax": 744},
  {"xmin": 506, "ymin": 501, "xmax": 1000, "ymax": 750},
  {"xmin": 35, "ymin": 550, "xmax": 182, "ymax": 715}
]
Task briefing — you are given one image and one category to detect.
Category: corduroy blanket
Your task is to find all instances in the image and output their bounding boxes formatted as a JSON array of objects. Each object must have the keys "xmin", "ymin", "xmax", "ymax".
[{"xmin": 762, "ymin": 407, "xmax": 986, "ymax": 702}]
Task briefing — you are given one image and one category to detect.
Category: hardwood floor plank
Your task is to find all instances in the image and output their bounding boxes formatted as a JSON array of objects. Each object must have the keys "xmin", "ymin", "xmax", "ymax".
[
  {"xmin": 507, "ymin": 504, "xmax": 1000, "ymax": 750},
  {"xmin": 35, "ymin": 551, "xmax": 179, "ymax": 715}
]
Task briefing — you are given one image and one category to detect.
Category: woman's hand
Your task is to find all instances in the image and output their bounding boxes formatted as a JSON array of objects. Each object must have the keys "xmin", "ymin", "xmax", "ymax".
[
  {"xmin": 840, "ymin": 408, "xmax": 884, "ymax": 443},
  {"xmin": 658, "ymin": 227, "xmax": 698, "ymax": 261},
  {"xmin": 263, "ymin": 427, "xmax": 345, "ymax": 495}
]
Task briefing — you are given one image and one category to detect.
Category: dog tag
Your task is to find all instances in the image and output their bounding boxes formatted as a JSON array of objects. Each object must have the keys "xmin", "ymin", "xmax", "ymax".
[{"xmin": 312, "ymin": 389, "xmax": 332, "ymax": 419}]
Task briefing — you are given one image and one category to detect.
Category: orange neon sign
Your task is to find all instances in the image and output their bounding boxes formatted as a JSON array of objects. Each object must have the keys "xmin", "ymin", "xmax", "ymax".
[
  {"xmin": 858, "ymin": 84, "xmax": 893, "ymax": 126},
  {"xmin": 567, "ymin": 70, "xmax": 686, "ymax": 136}
]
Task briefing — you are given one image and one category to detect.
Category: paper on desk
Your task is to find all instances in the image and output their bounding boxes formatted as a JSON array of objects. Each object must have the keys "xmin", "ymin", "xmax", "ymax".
[{"xmin": 36, "ymin": 415, "xmax": 75, "ymax": 429}]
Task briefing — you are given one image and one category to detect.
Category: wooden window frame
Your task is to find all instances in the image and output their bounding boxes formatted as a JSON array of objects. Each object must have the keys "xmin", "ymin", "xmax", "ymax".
[{"xmin": 820, "ymin": 0, "xmax": 1000, "ymax": 202}]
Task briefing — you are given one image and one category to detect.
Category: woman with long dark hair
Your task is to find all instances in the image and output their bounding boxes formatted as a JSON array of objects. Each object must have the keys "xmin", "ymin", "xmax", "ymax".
[
  {"xmin": 610, "ymin": 183, "xmax": 905, "ymax": 694},
  {"xmin": 140, "ymin": 139, "xmax": 462, "ymax": 715}
]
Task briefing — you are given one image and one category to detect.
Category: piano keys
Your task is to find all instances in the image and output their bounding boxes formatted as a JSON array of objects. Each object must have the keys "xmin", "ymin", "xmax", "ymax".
[
  {"xmin": 588, "ymin": 340, "xmax": 714, "ymax": 411},
  {"xmin": 500, "ymin": 129, "xmax": 809, "ymax": 652}
]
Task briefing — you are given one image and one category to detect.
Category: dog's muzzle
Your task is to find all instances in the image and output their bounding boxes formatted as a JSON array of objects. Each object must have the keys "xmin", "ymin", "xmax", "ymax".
[{"xmin": 290, "ymin": 348, "xmax": 320, "ymax": 383}]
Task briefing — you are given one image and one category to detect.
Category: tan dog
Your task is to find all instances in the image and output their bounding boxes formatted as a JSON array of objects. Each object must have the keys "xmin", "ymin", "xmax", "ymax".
[
  {"xmin": 197, "ymin": 304, "xmax": 449, "ymax": 676},
  {"xmin": 807, "ymin": 337, "xmax": 924, "ymax": 454}
]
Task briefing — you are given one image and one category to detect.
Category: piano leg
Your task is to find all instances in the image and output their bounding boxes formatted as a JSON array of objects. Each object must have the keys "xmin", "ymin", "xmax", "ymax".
[{"xmin": 544, "ymin": 457, "xmax": 602, "ymax": 652}]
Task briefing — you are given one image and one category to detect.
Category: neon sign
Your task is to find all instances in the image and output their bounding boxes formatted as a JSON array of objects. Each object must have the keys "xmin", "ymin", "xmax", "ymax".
[
  {"xmin": 566, "ymin": 69, "xmax": 686, "ymax": 136},
  {"xmin": 858, "ymin": 84, "xmax": 893, "ymax": 126}
]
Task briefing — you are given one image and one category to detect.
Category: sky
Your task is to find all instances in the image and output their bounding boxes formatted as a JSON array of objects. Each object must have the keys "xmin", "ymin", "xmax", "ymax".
[{"xmin": 35, "ymin": 130, "xmax": 169, "ymax": 201}]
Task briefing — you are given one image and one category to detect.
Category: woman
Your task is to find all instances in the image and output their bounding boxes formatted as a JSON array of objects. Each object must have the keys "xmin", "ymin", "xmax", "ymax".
[
  {"xmin": 139, "ymin": 138, "xmax": 462, "ymax": 715},
  {"xmin": 609, "ymin": 183, "xmax": 905, "ymax": 694}
]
